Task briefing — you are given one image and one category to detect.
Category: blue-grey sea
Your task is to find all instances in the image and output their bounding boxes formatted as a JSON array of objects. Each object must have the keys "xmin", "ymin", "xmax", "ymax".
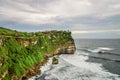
[
  {"xmin": 75, "ymin": 39, "xmax": 120, "ymax": 75},
  {"xmin": 29, "ymin": 39, "xmax": 120, "ymax": 80}
]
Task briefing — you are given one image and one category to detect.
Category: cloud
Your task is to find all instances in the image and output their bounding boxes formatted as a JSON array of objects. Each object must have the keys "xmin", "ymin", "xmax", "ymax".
[
  {"xmin": 72, "ymin": 29, "xmax": 120, "ymax": 34},
  {"xmin": 0, "ymin": 0, "xmax": 120, "ymax": 24}
]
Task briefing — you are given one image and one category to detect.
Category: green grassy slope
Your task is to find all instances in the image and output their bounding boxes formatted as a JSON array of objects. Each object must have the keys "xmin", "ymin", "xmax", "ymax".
[{"xmin": 0, "ymin": 27, "xmax": 74, "ymax": 80}]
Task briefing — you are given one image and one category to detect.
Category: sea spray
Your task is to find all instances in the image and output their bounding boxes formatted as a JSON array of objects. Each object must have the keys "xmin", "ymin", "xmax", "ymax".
[{"xmin": 29, "ymin": 51, "xmax": 120, "ymax": 80}]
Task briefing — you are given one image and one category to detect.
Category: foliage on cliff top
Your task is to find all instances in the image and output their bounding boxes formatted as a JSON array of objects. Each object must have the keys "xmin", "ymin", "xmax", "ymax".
[
  {"xmin": 0, "ymin": 27, "xmax": 74, "ymax": 79},
  {"xmin": 0, "ymin": 27, "xmax": 72, "ymax": 38}
]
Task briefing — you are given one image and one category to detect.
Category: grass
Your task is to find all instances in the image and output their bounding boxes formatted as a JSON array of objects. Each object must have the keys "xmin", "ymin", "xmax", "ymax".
[{"xmin": 0, "ymin": 27, "xmax": 74, "ymax": 79}]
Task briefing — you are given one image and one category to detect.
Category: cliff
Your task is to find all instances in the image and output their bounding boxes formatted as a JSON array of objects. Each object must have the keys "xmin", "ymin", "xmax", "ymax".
[{"xmin": 0, "ymin": 27, "xmax": 76, "ymax": 80}]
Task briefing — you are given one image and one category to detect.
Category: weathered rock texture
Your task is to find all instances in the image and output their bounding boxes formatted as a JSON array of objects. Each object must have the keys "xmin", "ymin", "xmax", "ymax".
[
  {"xmin": 52, "ymin": 57, "xmax": 58, "ymax": 64},
  {"xmin": 55, "ymin": 45, "xmax": 76, "ymax": 54},
  {"xmin": 0, "ymin": 27, "xmax": 76, "ymax": 80}
]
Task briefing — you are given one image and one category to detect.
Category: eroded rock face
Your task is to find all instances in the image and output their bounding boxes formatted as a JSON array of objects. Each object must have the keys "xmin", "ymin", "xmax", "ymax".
[
  {"xmin": 0, "ymin": 38, "xmax": 3, "ymax": 46},
  {"xmin": 55, "ymin": 45, "xmax": 76, "ymax": 54},
  {"xmin": 52, "ymin": 57, "xmax": 58, "ymax": 64},
  {"xmin": 66, "ymin": 45, "xmax": 76, "ymax": 54},
  {"xmin": 23, "ymin": 40, "xmax": 29, "ymax": 47},
  {"xmin": 21, "ymin": 39, "xmax": 37, "ymax": 47},
  {"xmin": 22, "ymin": 76, "xmax": 27, "ymax": 80},
  {"xmin": 0, "ymin": 70, "xmax": 8, "ymax": 80}
]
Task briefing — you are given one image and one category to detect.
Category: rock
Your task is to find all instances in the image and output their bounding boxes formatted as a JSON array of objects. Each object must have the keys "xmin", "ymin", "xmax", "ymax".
[
  {"xmin": 52, "ymin": 57, "xmax": 58, "ymax": 64},
  {"xmin": 67, "ymin": 45, "xmax": 76, "ymax": 54},
  {"xmin": 12, "ymin": 75, "xmax": 18, "ymax": 80},
  {"xmin": 54, "ymin": 45, "xmax": 76, "ymax": 54},
  {"xmin": 66, "ymin": 49, "xmax": 74, "ymax": 54},
  {"xmin": 22, "ymin": 76, "xmax": 27, "ymax": 80},
  {"xmin": 98, "ymin": 51, "xmax": 102, "ymax": 53},
  {"xmin": 0, "ymin": 39, "xmax": 3, "ymax": 46}
]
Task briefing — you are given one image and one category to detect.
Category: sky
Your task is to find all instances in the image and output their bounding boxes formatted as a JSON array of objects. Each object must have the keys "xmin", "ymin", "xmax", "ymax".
[{"xmin": 0, "ymin": 0, "xmax": 120, "ymax": 39}]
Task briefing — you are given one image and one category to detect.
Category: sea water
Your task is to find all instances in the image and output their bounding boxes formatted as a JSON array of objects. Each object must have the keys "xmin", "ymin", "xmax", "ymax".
[{"xmin": 29, "ymin": 39, "xmax": 120, "ymax": 80}]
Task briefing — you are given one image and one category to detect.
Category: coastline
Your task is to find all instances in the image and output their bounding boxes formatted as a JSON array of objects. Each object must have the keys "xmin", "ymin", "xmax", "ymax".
[
  {"xmin": 30, "ymin": 50, "xmax": 120, "ymax": 80},
  {"xmin": 0, "ymin": 27, "xmax": 76, "ymax": 80},
  {"xmin": 23, "ymin": 43, "xmax": 76, "ymax": 80}
]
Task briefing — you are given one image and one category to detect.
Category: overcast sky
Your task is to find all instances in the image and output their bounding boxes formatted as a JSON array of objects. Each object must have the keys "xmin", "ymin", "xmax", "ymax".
[{"xmin": 0, "ymin": 0, "xmax": 120, "ymax": 38}]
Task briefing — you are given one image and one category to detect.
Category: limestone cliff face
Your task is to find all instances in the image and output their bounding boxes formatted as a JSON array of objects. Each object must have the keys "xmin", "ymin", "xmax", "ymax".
[
  {"xmin": 55, "ymin": 42, "xmax": 76, "ymax": 55},
  {"xmin": 0, "ymin": 39, "xmax": 3, "ymax": 46},
  {"xmin": 23, "ymin": 40, "xmax": 76, "ymax": 79},
  {"xmin": 0, "ymin": 37, "xmax": 38, "ymax": 47},
  {"xmin": 0, "ymin": 28, "xmax": 76, "ymax": 80},
  {"xmin": 20, "ymin": 39, "xmax": 38, "ymax": 47}
]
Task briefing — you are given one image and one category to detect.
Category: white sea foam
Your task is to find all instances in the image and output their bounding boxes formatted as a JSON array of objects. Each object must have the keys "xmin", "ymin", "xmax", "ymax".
[
  {"xmin": 40, "ymin": 57, "xmax": 52, "ymax": 73},
  {"xmin": 29, "ymin": 51, "xmax": 120, "ymax": 80},
  {"xmin": 60, "ymin": 54, "xmax": 103, "ymax": 73},
  {"xmin": 88, "ymin": 47, "xmax": 114, "ymax": 53},
  {"xmin": 98, "ymin": 47, "xmax": 114, "ymax": 50}
]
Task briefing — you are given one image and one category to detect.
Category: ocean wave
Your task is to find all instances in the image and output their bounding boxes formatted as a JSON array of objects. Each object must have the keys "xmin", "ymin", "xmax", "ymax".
[
  {"xmin": 88, "ymin": 47, "xmax": 113, "ymax": 53},
  {"xmin": 77, "ymin": 47, "xmax": 120, "ymax": 56},
  {"xmin": 77, "ymin": 52, "xmax": 120, "ymax": 62},
  {"xmin": 29, "ymin": 53, "xmax": 120, "ymax": 80}
]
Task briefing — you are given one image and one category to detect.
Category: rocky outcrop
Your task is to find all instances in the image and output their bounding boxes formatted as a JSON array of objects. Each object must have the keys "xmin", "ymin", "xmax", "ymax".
[
  {"xmin": 52, "ymin": 57, "xmax": 58, "ymax": 64},
  {"xmin": 20, "ymin": 39, "xmax": 38, "ymax": 47},
  {"xmin": 24, "ymin": 42, "xmax": 76, "ymax": 79},
  {"xmin": 0, "ymin": 27, "xmax": 76, "ymax": 80},
  {"xmin": 0, "ymin": 70, "xmax": 8, "ymax": 80},
  {"xmin": 0, "ymin": 39, "xmax": 2, "ymax": 46},
  {"xmin": 21, "ymin": 58, "xmax": 48, "ymax": 80},
  {"xmin": 22, "ymin": 40, "xmax": 30, "ymax": 47},
  {"xmin": 55, "ymin": 43, "xmax": 76, "ymax": 54}
]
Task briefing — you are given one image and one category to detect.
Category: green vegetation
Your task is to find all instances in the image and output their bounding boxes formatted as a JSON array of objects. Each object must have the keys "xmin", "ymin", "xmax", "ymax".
[
  {"xmin": 0, "ymin": 27, "xmax": 74, "ymax": 79},
  {"xmin": 52, "ymin": 57, "xmax": 58, "ymax": 64}
]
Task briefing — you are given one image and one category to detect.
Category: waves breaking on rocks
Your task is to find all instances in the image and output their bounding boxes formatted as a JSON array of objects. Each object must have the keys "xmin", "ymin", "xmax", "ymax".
[{"xmin": 29, "ymin": 51, "xmax": 120, "ymax": 80}]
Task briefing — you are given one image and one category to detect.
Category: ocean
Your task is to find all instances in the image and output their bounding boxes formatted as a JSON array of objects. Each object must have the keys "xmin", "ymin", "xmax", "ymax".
[
  {"xmin": 75, "ymin": 39, "xmax": 120, "ymax": 75},
  {"xmin": 29, "ymin": 39, "xmax": 120, "ymax": 80}
]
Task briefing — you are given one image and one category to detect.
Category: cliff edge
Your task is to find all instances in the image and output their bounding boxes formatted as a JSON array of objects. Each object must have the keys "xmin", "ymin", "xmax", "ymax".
[{"xmin": 0, "ymin": 27, "xmax": 76, "ymax": 80}]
